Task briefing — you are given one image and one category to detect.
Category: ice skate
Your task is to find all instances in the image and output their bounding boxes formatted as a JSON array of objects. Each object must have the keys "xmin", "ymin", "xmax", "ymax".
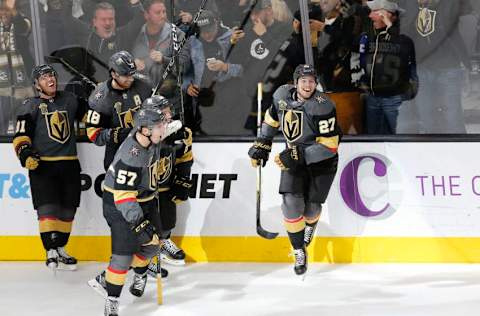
[
  {"xmin": 304, "ymin": 224, "xmax": 317, "ymax": 247},
  {"xmin": 160, "ymin": 238, "xmax": 186, "ymax": 266},
  {"xmin": 56, "ymin": 246, "xmax": 77, "ymax": 270},
  {"xmin": 46, "ymin": 249, "xmax": 58, "ymax": 271},
  {"xmin": 292, "ymin": 248, "xmax": 307, "ymax": 279},
  {"xmin": 88, "ymin": 270, "xmax": 107, "ymax": 298},
  {"xmin": 104, "ymin": 296, "xmax": 119, "ymax": 316},
  {"xmin": 146, "ymin": 259, "xmax": 169, "ymax": 279},
  {"xmin": 129, "ymin": 272, "xmax": 147, "ymax": 297}
]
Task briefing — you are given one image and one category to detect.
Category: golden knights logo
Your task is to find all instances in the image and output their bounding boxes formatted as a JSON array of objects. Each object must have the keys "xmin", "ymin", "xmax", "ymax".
[
  {"xmin": 117, "ymin": 105, "xmax": 140, "ymax": 128},
  {"xmin": 281, "ymin": 110, "xmax": 303, "ymax": 142},
  {"xmin": 149, "ymin": 154, "xmax": 173, "ymax": 190},
  {"xmin": 417, "ymin": 7, "xmax": 436, "ymax": 37},
  {"xmin": 45, "ymin": 110, "xmax": 70, "ymax": 144}
]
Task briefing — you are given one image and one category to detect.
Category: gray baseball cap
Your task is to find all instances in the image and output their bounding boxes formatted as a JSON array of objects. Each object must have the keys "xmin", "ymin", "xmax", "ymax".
[
  {"xmin": 366, "ymin": 0, "xmax": 405, "ymax": 13},
  {"xmin": 196, "ymin": 10, "xmax": 217, "ymax": 33}
]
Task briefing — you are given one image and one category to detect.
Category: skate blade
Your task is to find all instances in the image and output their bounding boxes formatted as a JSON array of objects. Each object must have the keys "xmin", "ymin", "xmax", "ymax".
[
  {"xmin": 57, "ymin": 262, "xmax": 77, "ymax": 271},
  {"xmin": 47, "ymin": 263, "xmax": 58, "ymax": 276},
  {"xmin": 87, "ymin": 279, "xmax": 107, "ymax": 299},
  {"xmin": 160, "ymin": 253, "xmax": 185, "ymax": 266}
]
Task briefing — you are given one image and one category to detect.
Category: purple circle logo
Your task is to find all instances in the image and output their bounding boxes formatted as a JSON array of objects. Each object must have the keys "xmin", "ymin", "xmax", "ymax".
[{"xmin": 340, "ymin": 155, "xmax": 398, "ymax": 217}]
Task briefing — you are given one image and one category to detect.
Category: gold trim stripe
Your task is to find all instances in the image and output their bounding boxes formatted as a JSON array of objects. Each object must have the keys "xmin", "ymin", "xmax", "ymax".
[
  {"xmin": 316, "ymin": 136, "xmax": 339, "ymax": 151},
  {"xmin": 12, "ymin": 136, "xmax": 32, "ymax": 152},
  {"xmin": 284, "ymin": 216, "xmax": 306, "ymax": 233},
  {"xmin": 38, "ymin": 218, "xmax": 73, "ymax": 233},
  {"xmin": 176, "ymin": 150, "xmax": 193, "ymax": 164},
  {"xmin": 106, "ymin": 267, "xmax": 128, "ymax": 286},
  {"xmin": 113, "ymin": 190, "xmax": 138, "ymax": 204},
  {"xmin": 40, "ymin": 156, "xmax": 78, "ymax": 161},
  {"xmin": 103, "ymin": 186, "xmax": 155, "ymax": 202},
  {"xmin": 264, "ymin": 110, "xmax": 280, "ymax": 128},
  {"xmin": 86, "ymin": 127, "xmax": 101, "ymax": 142},
  {"xmin": 131, "ymin": 254, "xmax": 149, "ymax": 268}
]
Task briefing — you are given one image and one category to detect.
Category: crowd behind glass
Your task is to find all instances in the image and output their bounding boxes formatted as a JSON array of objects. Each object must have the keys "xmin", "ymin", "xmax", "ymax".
[{"xmin": 1, "ymin": 0, "xmax": 479, "ymax": 136}]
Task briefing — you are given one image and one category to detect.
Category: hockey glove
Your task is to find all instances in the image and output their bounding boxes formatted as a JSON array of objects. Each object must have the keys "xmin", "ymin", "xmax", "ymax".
[
  {"xmin": 248, "ymin": 137, "xmax": 272, "ymax": 167},
  {"xmin": 132, "ymin": 219, "xmax": 159, "ymax": 246},
  {"xmin": 274, "ymin": 146, "xmax": 304, "ymax": 171},
  {"xmin": 109, "ymin": 127, "xmax": 131, "ymax": 145},
  {"xmin": 17, "ymin": 145, "xmax": 40, "ymax": 170},
  {"xmin": 169, "ymin": 175, "xmax": 193, "ymax": 204}
]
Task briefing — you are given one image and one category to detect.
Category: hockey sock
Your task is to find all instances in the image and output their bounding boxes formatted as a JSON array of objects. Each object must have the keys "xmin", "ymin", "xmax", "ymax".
[
  {"xmin": 105, "ymin": 267, "xmax": 127, "ymax": 298},
  {"xmin": 40, "ymin": 232, "xmax": 57, "ymax": 250},
  {"xmin": 287, "ymin": 231, "xmax": 305, "ymax": 249},
  {"xmin": 133, "ymin": 266, "xmax": 148, "ymax": 275},
  {"xmin": 284, "ymin": 216, "xmax": 306, "ymax": 249},
  {"xmin": 131, "ymin": 254, "xmax": 149, "ymax": 271},
  {"xmin": 56, "ymin": 232, "xmax": 70, "ymax": 248}
]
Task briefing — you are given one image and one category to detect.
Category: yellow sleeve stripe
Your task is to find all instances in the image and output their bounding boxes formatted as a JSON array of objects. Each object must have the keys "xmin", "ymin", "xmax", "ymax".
[
  {"xmin": 12, "ymin": 135, "xmax": 31, "ymax": 152},
  {"xmin": 264, "ymin": 110, "xmax": 280, "ymax": 128},
  {"xmin": 175, "ymin": 150, "xmax": 193, "ymax": 164},
  {"xmin": 113, "ymin": 190, "xmax": 138, "ymax": 205},
  {"xmin": 316, "ymin": 136, "xmax": 339, "ymax": 151}
]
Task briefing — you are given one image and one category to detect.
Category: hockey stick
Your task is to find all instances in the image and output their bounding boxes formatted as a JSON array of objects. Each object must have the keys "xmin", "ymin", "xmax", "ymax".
[
  {"xmin": 44, "ymin": 55, "xmax": 97, "ymax": 88},
  {"xmin": 152, "ymin": 0, "xmax": 209, "ymax": 96},
  {"xmin": 225, "ymin": 0, "xmax": 258, "ymax": 61},
  {"xmin": 157, "ymin": 245, "xmax": 163, "ymax": 305},
  {"xmin": 256, "ymin": 82, "xmax": 279, "ymax": 240}
]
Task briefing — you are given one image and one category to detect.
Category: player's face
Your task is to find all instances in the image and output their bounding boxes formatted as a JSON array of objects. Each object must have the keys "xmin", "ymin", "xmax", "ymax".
[
  {"xmin": 36, "ymin": 72, "xmax": 57, "ymax": 96},
  {"xmin": 113, "ymin": 73, "xmax": 134, "ymax": 89},
  {"xmin": 296, "ymin": 75, "xmax": 316, "ymax": 100},
  {"xmin": 145, "ymin": 2, "xmax": 167, "ymax": 28},
  {"xmin": 150, "ymin": 121, "xmax": 167, "ymax": 144},
  {"xmin": 93, "ymin": 9, "xmax": 115, "ymax": 39}
]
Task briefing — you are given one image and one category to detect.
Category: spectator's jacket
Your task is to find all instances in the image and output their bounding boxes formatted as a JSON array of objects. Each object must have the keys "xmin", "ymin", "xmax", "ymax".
[
  {"xmin": 399, "ymin": 0, "xmax": 472, "ymax": 69},
  {"xmin": 132, "ymin": 22, "xmax": 191, "ymax": 86},
  {"xmin": 0, "ymin": 13, "xmax": 34, "ymax": 97},
  {"xmin": 185, "ymin": 27, "xmax": 242, "ymax": 88},
  {"xmin": 359, "ymin": 25, "xmax": 418, "ymax": 98},
  {"xmin": 62, "ymin": 3, "xmax": 144, "ymax": 79}
]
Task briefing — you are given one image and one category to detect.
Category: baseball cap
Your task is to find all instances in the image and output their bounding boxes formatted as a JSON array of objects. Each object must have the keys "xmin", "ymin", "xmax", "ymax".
[
  {"xmin": 196, "ymin": 10, "xmax": 217, "ymax": 33},
  {"xmin": 248, "ymin": 0, "xmax": 272, "ymax": 12},
  {"xmin": 366, "ymin": 0, "xmax": 405, "ymax": 14},
  {"xmin": 293, "ymin": 4, "xmax": 323, "ymax": 22}
]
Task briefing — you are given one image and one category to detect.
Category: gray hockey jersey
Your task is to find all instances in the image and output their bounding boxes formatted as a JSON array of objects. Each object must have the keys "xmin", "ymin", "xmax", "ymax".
[{"xmin": 261, "ymin": 84, "xmax": 341, "ymax": 165}]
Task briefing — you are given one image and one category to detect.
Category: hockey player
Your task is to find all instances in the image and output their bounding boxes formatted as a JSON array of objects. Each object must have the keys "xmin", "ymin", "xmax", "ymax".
[
  {"xmin": 248, "ymin": 64, "xmax": 341, "ymax": 276},
  {"xmin": 86, "ymin": 50, "xmax": 153, "ymax": 171},
  {"xmin": 94, "ymin": 98, "xmax": 173, "ymax": 316},
  {"xmin": 148, "ymin": 97, "xmax": 193, "ymax": 268},
  {"xmin": 12, "ymin": 64, "xmax": 86, "ymax": 270}
]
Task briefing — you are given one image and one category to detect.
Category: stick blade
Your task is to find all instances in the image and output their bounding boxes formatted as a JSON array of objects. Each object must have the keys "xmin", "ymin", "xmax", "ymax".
[{"xmin": 257, "ymin": 226, "xmax": 279, "ymax": 240}]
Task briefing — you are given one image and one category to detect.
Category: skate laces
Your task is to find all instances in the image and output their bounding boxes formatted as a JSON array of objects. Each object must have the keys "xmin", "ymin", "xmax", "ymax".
[
  {"xmin": 105, "ymin": 296, "xmax": 119, "ymax": 315},
  {"xmin": 304, "ymin": 226, "xmax": 314, "ymax": 243},
  {"xmin": 132, "ymin": 273, "xmax": 147, "ymax": 291},
  {"xmin": 293, "ymin": 249, "xmax": 306, "ymax": 266},
  {"xmin": 148, "ymin": 260, "xmax": 158, "ymax": 273},
  {"xmin": 47, "ymin": 249, "xmax": 58, "ymax": 259},
  {"xmin": 163, "ymin": 239, "xmax": 181, "ymax": 255},
  {"xmin": 56, "ymin": 247, "xmax": 73, "ymax": 259}
]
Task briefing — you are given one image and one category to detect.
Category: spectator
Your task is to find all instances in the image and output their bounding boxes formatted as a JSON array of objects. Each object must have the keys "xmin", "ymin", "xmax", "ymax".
[
  {"xmin": 184, "ymin": 10, "xmax": 244, "ymax": 135},
  {"xmin": 399, "ymin": 0, "xmax": 472, "ymax": 134},
  {"xmin": 272, "ymin": 0, "xmax": 293, "ymax": 23},
  {"xmin": 0, "ymin": 0, "xmax": 33, "ymax": 135},
  {"xmin": 49, "ymin": 1, "xmax": 145, "ymax": 81},
  {"xmin": 216, "ymin": 0, "xmax": 249, "ymax": 28},
  {"xmin": 229, "ymin": 0, "xmax": 291, "ymax": 134},
  {"xmin": 167, "ymin": 0, "xmax": 219, "ymax": 33},
  {"xmin": 358, "ymin": 0, "xmax": 417, "ymax": 135},
  {"xmin": 316, "ymin": 0, "xmax": 365, "ymax": 134},
  {"xmin": 132, "ymin": 0, "xmax": 190, "ymax": 111}
]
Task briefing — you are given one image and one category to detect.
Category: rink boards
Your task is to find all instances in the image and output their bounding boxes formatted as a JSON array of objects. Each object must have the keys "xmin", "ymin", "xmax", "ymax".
[{"xmin": 1, "ymin": 142, "xmax": 480, "ymax": 263}]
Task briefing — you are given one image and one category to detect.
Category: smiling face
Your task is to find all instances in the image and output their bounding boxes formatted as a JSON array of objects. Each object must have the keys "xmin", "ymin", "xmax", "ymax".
[
  {"xmin": 36, "ymin": 72, "xmax": 57, "ymax": 97},
  {"xmin": 296, "ymin": 75, "xmax": 317, "ymax": 100},
  {"xmin": 111, "ymin": 72, "xmax": 134, "ymax": 89},
  {"xmin": 93, "ymin": 8, "xmax": 115, "ymax": 39}
]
